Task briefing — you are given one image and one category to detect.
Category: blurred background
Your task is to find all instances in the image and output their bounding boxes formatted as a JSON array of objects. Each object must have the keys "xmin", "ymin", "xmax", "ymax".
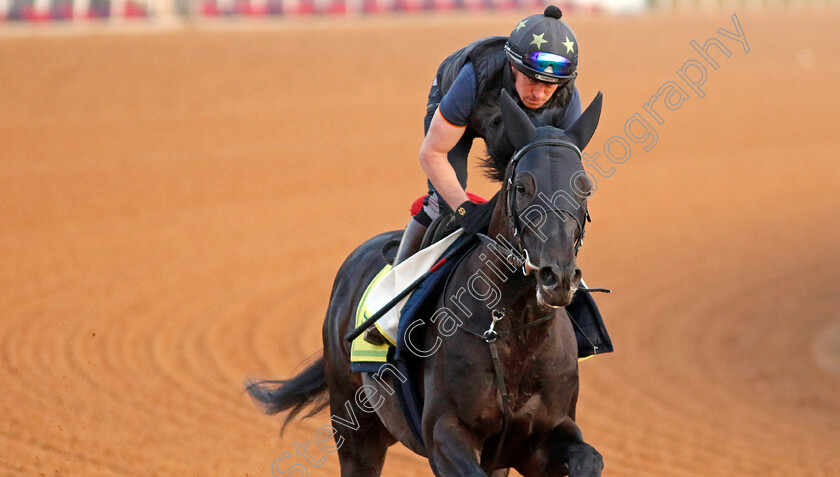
[
  {"xmin": 4, "ymin": 0, "xmax": 836, "ymax": 24},
  {"xmin": 1, "ymin": 0, "xmax": 839, "ymax": 476},
  {"xmin": 1, "ymin": 0, "xmax": 641, "ymax": 23}
]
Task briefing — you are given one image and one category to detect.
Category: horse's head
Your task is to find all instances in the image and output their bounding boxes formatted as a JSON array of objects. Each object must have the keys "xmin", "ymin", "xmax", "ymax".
[{"xmin": 491, "ymin": 89, "xmax": 603, "ymax": 307}]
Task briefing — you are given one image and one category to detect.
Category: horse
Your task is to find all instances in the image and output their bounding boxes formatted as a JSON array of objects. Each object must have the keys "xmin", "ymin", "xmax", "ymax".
[{"xmin": 247, "ymin": 89, "xmax": 605, "ymax": 477}]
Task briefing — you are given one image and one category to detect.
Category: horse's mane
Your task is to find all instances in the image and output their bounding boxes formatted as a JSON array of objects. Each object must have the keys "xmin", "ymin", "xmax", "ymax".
[{"xmin": 478, "ymin": 103, "xmax": 570, "ymax": 183}]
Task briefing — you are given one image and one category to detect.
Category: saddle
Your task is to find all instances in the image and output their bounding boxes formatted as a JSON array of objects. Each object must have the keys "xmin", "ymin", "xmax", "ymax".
[
  {"xmin": 422, "ymin": 212, "xmax": 459, "ymax": 249},
  {"xmin": 381, "ymin": 192, "xmax": 486, "ymax": 265},
  {"xmin": 380, "ymin": 212, "xmax": 458, "ymax": 266}
]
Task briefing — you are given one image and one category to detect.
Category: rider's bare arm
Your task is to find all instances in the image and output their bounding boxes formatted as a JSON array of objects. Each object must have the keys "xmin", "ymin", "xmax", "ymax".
[{"xmin": 419, "ymin": 108, "xmax": 471, "ymax": 211}]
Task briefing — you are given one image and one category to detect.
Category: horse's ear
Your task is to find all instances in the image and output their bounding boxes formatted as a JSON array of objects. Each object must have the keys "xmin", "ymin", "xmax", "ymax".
[
  {"xmin": 565, "ymin": 91, "xmax": 603, "ymax": 151},
  {"xmin": 501, "ymin": 89, "xmax": 537, "ymax": 150}
]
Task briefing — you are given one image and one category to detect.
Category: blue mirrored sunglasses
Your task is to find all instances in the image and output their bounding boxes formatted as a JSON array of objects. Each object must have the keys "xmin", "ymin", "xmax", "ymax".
[{"xmin": 524, "ymin": 51, "xmax": 576, "ymax": 78}]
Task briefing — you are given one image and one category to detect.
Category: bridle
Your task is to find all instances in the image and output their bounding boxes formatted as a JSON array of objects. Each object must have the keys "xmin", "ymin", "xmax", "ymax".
[{"xmin": 501, "ymin": 137, "xmax": 590, "ymax": 275}]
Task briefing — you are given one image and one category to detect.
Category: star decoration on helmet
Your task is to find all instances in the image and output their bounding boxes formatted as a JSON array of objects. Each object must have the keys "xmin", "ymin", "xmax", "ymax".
[
  {"xmin": 562, "ymin": 36, "xmax": 575, "ymax": 54},
  {"xmin": 530, "ymin": 33, "xmax": 547, "ymax": 50},
  {"xmin": 514, "ymin": 19, "xmax": 528, "ymax": 32}
]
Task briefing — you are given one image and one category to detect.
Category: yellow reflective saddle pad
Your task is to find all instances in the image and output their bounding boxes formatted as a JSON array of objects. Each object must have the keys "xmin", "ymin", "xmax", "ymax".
[{"xmin": 350, "ymin": 264, "xmax": 392, "ymax": 365}]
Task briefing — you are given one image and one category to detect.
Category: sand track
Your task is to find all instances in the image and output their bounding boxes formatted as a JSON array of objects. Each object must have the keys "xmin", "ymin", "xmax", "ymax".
[{"xmin": 1, "ymin": 10, "xmax": 839, "ymax": 476}]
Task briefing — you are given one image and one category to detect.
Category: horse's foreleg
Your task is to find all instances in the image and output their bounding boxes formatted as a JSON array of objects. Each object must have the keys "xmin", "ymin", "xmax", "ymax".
[{"xmin": 425, "ymin": 413, "xmax": 487, "ymax": 477}]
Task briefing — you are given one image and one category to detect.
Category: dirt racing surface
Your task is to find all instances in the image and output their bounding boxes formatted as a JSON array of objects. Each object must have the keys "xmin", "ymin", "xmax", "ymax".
[{"xmin": 1, "ymin": 9, "xmax": 839, "ymax": 476}]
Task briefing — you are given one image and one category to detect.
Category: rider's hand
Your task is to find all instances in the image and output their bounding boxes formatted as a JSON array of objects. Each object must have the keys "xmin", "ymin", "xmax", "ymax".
[{"xmin": 454, "ymin": 199, "xmax": 496, "ymax": 235}]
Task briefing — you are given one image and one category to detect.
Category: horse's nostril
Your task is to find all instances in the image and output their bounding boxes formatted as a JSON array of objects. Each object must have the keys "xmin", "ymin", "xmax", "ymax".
[{"xmin": 539, "ymin": 268, "xmax": 558, "ymax": 288}]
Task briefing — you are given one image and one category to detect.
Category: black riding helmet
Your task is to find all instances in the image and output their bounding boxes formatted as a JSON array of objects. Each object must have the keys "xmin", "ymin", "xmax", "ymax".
[{"xmin": 505, "ymin": 5, "xmax": 578, "ymax": 84}]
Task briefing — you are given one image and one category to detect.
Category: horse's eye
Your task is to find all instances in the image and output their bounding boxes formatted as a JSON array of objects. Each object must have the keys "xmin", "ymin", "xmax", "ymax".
[{"xmin": 515, "ymin": 184, "xmax": 526, "ymax": 194}]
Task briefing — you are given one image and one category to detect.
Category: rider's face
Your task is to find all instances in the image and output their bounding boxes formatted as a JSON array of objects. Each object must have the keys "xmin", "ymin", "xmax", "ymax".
[{"xmin": 511, "ymin": 66, "xmax": 559, "ymax": 110}]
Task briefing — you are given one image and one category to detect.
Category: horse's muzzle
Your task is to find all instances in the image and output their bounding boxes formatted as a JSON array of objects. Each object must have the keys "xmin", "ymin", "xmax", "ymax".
[{"xmin": 536, "ymin": 266, "xmax": 581, "ymax": 307}]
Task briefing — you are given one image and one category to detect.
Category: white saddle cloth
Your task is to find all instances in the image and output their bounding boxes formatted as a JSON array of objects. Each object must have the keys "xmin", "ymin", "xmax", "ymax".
[{"xmin": 368, "ymin": 229, "xmax": 464, "ymax": 344}]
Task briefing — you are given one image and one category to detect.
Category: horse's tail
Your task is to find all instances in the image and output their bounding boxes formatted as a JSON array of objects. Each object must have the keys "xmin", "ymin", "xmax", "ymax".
[{"xmin": 245, "ymin": 355, "xmax": 329, "ymax": 433}]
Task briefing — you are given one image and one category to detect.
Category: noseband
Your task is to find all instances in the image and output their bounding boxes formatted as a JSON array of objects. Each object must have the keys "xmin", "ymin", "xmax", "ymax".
[{"xmin": 503, "ymin": 138, "xmax": 590, "ymax": 274}]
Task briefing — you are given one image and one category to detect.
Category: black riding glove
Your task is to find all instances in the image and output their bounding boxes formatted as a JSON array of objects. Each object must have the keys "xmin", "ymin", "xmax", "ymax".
[{"xmin": 454, "ymin": 196, "xmax": 497, "ymax": 235}]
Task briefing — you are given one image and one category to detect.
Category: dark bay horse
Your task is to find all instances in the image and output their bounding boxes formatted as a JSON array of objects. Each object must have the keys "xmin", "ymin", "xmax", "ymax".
[{"xmin": 247, "ymin": 90, "xmax": 604, "ymax": 476}]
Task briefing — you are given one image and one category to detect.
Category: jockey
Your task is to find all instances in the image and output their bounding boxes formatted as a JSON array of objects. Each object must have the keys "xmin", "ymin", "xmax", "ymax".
[
  {"xmin": 363, "ymin": 6, "xmax": 584, "ymax": 346},
  {"xmin": 395, "ymin": 5, "xmax": 584, "ymax": 265}
]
